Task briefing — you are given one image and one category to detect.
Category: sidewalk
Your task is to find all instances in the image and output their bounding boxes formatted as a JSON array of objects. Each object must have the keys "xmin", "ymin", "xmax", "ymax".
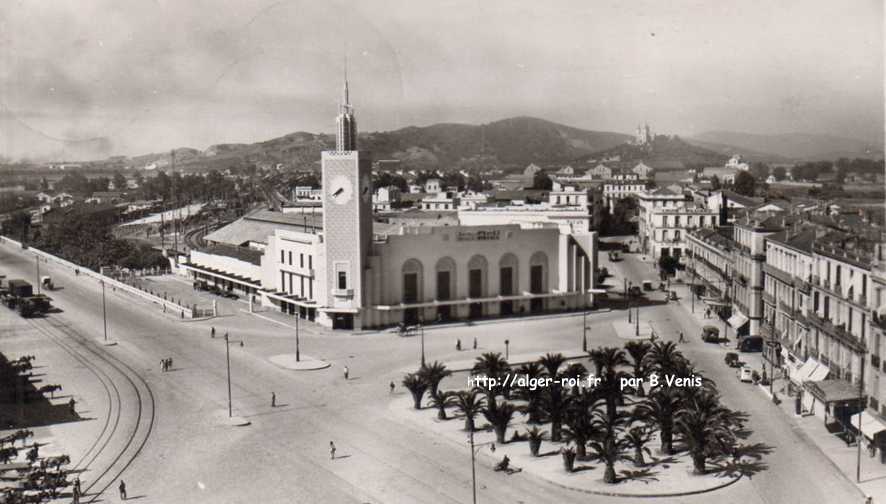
[{"xmin": 670, "ymin": 281, "xmax": 884, "ymax": 501}]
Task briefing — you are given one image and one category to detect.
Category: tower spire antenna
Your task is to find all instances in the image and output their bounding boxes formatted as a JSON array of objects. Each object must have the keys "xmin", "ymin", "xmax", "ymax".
[{"xmin": 343, "ymin": 53, "xmax": 350, "ymax": 107}]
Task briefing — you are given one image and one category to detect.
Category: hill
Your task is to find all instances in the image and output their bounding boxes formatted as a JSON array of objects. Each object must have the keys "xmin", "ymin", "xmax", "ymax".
[
  {"xmin": 109, "ymin": 117, "xmax": 633, "ymax": 173},
  {"xmin": 689, "ymin": 131, "xmax": 884, "ymax": 161},
  {"xmin": 583, "ymin": 135, "xmax": 730, "ymax": 168}
]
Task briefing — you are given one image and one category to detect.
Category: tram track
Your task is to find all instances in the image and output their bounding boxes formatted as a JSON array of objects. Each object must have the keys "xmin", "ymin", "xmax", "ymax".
[{"xmin": 25, "ymin": 316, "xmax": 155, "ymax": 502}]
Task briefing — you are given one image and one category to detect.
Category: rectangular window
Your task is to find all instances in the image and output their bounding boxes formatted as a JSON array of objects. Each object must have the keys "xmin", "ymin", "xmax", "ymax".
[
  {"xmin": 288, "ymin": 251, "xmax": 292, "ymax": 265},
  {"xmin": 300, "ymin": 253, "xmax": 304, "ymax": 268},
  {"xmin": 338, "ymin": 271, "xmax": 347, "ymax": 290},
  {"xmin": 280, "ymin": 250, "xmax": 284, "ymax": 263},
  {"xmin": 300, "ymin": 276, "xmax": 305, "ymax": 297},
  {"xmin": 288, "ymin": 273, "xmax": 294, "ymax": 294},
  {"xmin": 308, "ymin": 280, "xmax": 313, "ymax": 299},
  {"xmin": 280, "ymin": 271, "xmax": 285, "ymax": 291},
  {"xmin": 469, "ymin": 269, "xmax": 483, "ymax": 298},
  {"xmin": 308, "ymin": 255, "xmax": 313, "ymax": 269}
]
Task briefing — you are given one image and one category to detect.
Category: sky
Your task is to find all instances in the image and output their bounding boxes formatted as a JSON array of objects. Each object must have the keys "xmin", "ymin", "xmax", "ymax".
[{"xmin": 0, "ymin": 0, "xmax": 882, "ymax": 160}]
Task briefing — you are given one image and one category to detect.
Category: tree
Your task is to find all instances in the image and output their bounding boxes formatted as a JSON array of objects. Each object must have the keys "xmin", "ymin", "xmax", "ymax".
[
  {"xmin": 588, "ymin": 409, "xmax": 631, "ymax": 484},
  {"xmin": 526, "ymin": 426, "xmax": 547, "ymax": 457},
  {"xmin": 635, "ymin": 386, "xmax": 682, "ymax": 455},
  {"xmin": 562, "ymin": 391, "xmax": 600, "ymax": 459},
  {"xmin": 748, "ymin": 162, "xmax": 769, "ymax": 180},
  {"xmin": 112, "ymin": 171, "xmax": 127, "ymax": 191},
  {"xmin": 401, "ymin": 373, "xmax": 428, "ymax": 410},
  {"xmin": 428, "ymin": 390, "xmax": 457, "ymax": 420},
  {"xmin": 675, "ymin": 390, "xmax": 737, "ymax": 474},
  {"xmin": 417, "ymin": 361, "xmax": 452, "ymax": 399},
  {"xmin": 732, "ymin": 171, "xmax": 756, "ymax": 197},
  {"xmin": 710, "ymin": 175, "xmax": 721, "ymax": 190},
  {"xmin": 643, "ymin": 340, "xmax": 687, "ymax": 377},
  {"xmin": 531, "ymin": 171, "xmax": 552, "ymax": 190},
  {"xmin": 624, "ymin": 426, "xmax": 653, "ymax": 467},
  {"xmin": 538, "ymin": 353, "xmax": 568, "ymax": 441},
  {"xmin": 658, "ymin": 254, "xmax": 680, "ymax": 278},
  {"xmin": 483, "ymin": 399, "xmax": 517, "ymax": 444},
  {"xmin": 624, "ymin": 341, "xmax": 652, "ymax": 396},
  {"xmin": 772, "ymin": 166, "xmax": 787, "ymax": 181},
  {"xmin": 472, "ymin": 352, "xmax": 510, "ymax": 401},
  {"xmin": 454, "ymin": 390, "xmax": 485, "ymax": 431},
  {"xmin": 590, "ymin": 346, "xmax": 631, "ymax": 422},
  {"xmin": 512, "ymin": 362, "xmax": 546, "ymax": 424}
]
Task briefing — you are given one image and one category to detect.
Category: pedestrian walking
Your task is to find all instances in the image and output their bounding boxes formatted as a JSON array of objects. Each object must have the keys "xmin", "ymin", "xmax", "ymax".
[
  {"xmin": 74, "ymin": 478, "xmax": 81, "ymax": 496},
  {"xmin": 118, "ymin": 480, "xmax": 127, "ymax": 500},
  {"xmin": 69, "ymin": 398, "xmax": 76, "ymax": 414},
  {"xmin": 456, "ymin": 339, "xmax": 462, "ymax": 351},
  {"xmin": 490, "ymin": 442, "xmax": 496, "ymax": 453},
  {"xmin": 329, "ymin": 441, "xmax": 336, "ymax": 460},
  {"xmin": 72, "ymin": 485, "xmax": 80, "ymax": 504},
  {"xmin": 161, "ymin": 359, "xmax": 165, "ymax": 372},
  {"xmin": 343, "ymin": 366, "xmax": 349, "ymax": 380},
  {"xmin": 211, "ymin": 326, "xmax": 216, "ymax": 338},
  {"xmin": 678, "ymin": 331, "xmax": 685, "ymax": 343},
  {"xmin": 168, "ymin": 357, "xmax": 173, "ymax": 370},
  {"xmin": 271, "ymin": 392, "xmax": 276, "ymax": 408},
  {"xmin": 389, "ymin": 381, "xmax": 395, "ymax": 394},
  {"xmin": 473, "ymin": 337, "xmax": 477, "ymax": 350}
]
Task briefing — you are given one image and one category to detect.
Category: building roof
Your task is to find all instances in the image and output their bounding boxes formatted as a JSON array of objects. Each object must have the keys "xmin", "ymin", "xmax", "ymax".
[
  {"xmin": 720, "ymin": 190, "xmax": 762, "ymax": 208},
  {"xmin": 198, "ymin": 244, "xmax": 263, "ymax": 265},
  {"xmin": 768, "ymin": 228, "xmax": 816, "ymax": 254},
  {"xmin": 205, "ymin": 209, "xmax": 322, "ymax": 246}
]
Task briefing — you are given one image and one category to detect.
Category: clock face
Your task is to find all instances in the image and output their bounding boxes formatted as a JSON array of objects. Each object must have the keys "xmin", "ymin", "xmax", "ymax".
[
  {"xmin": 328, "ymin": 175, "xmax": 353, "ymax": 205},
  {"xmin": 360, "ymin": 174, "xmax": 371, "ymax": 202}
]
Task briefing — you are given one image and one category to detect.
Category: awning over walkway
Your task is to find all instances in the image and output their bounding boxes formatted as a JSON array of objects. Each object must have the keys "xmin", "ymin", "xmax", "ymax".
[
  {"xmin": 805, "ymin": 379, "xmax": 863, "ymax": 405},
  {"xmin": 727, "ymin": 312, "xmax": 749, "ymax": 329},
  {"xmin": 792, "ymin": 357, "xmax": 819, "ymax": 384},
  {"xmin": 851, "ymin": 410, "xmax": 886, "ymax": 439},
  {"xmin": 807, "ymin": 363, "xmax": 830, "ymax": 382}
]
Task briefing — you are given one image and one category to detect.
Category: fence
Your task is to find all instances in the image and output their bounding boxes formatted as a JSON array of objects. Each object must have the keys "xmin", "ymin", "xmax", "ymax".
[{"xmin": 0, "ymin": 235, "xmax": 196, "ymax": 318}]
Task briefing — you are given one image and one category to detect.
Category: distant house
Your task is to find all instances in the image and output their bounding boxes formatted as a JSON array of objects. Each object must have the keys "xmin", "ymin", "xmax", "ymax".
[
  {"xmin": 424, "ymin": 178, "xmax": 442, "ymax": 194},
  {"xmin": 701, "ymin": 166, "xmax": 737, "ymax": 184},
  {"xmin": 555, "ymin": 165, "xmax": 575, "ymax": 176},
  {"xmin": 766, "ymin": 175, "xmax": 777, "ymax": 184},
  {"xmin": 587, "ymin": 163, "xmax": 613, "ymax": 179},
  {"xmin": 632, "ymin": 162, "xmax": 654, "ymax": 179},
  {"xmin": 88, "ymin": 191, "xmax": 125, "ymax": 204}
]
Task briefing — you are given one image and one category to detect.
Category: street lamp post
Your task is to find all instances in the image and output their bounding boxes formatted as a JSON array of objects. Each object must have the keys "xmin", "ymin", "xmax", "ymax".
[
  {"xmin": 505, "ymin": 339, "xmax": 510, "ymax": 361},
  {"xmin": 225, "ymin": 333, "xmax": 232, "ymax": 418},
  {"xmin": 634, "ymin": 305, "xmax": 640, "ymax": 337},
  {"xmin": 420, "ymin": 319, "xmax": 426, "ymax": 368},
  {"xmin": 469, "ymin": 429, "xmax": 478, "ymax": 504},
  {"xmin": 582, "ymin": 311, "xmax": 588, "ymax": 352},
  {"xmin": 295, "ymin": 312, "xmax": 300, "ymax": 362},
  {"xmin": 35, "ymin": 256, "xmax": 40, "ymax": 295},
  {"xmin": 101, "ymin": 280, "xmax": 109, "ymax": 342}
]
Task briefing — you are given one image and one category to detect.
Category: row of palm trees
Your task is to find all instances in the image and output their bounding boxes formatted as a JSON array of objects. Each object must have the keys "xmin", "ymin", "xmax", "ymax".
[{"xmin": 401, "ymin": 340, "xmax": 749, "ymax": 483}]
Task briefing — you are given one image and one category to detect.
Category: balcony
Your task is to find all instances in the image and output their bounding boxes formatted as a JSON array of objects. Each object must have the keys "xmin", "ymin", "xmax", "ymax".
[{"xmin": 333, "ymin": 288, "xmax": 354, "ymax": 299}]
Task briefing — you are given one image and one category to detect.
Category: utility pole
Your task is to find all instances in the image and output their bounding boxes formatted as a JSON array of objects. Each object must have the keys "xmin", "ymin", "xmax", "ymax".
[
  {"xmin": 171, "ymin": 150, "xmax": 178, "ymax": 265},
  {"xmin": 101, "ymin": 280, "xmax": 108, "ymax": 342},
  {"xmin": 469, "ymin": 429, "xmax": 477, "ymax": 504},
  {"xmin": 35, "ymin": 256, "xmax": 41, "ymax": 295},
  {"xmin": 635, "ymin": 305, "xmax": 640, "ymax": 336},
  {"xmin": 420, "ymin": 319, "xmax": 426, "ymax": 367},
  {"xmin": 225, "ymin": 333, "xmax": 232, "ymax": 418},
  {"xmin": 857, "ymin": 358, "xmax": 864, "ymax": 483},
  {"xmin": 582, "ymin": 310, "xmax": 588, "ymax": 352}
]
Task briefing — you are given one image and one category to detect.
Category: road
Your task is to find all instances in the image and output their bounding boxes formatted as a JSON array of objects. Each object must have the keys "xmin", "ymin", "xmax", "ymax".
[{"xmin": 0, "ymin": 240, "xmax": 863, "ymax": 503}]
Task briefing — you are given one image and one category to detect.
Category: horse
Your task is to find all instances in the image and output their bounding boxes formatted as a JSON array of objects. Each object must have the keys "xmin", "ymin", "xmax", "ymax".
[
  {"xmin": 43, "ymin": 455, "xmax": 70, "ymax": 471},
  {"xmin": 0, "ymin": 446, "xmax": 18, "ymax": 464},
  {"xmin": 38, "ymin": 384, "xmax": 62, "ymax": 399},
  {"xmin": 0, "ymin": 429, "xmax": 34, "ymax": 447}
]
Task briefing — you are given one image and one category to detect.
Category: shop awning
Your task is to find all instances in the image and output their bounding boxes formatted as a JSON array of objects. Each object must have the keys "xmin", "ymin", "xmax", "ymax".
[
  {"xmin": 792, "ymin": 358, "xmax": 819, "ymax": 384},
  {"xmin": 805, "ymin": 379, "xmax": 863, "ymax": 405},
  {"xmin": 851, "ymin": 411, "xmax": 886, "ymax": 439},
  {"xmin": 807, "ymin": 363, "xmax": 830, "ymax": 382},
  {"xmin": 727, "ymin": 312, "xmax": 749, "ymax": 329}
]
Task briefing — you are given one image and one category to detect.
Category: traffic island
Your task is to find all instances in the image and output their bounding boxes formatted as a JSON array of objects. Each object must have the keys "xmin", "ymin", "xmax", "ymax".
[
  {"xmin": 269, "ymin": 354, "xmax": 331, "ymax": 371},
  {"xmin": 389, "ymin": 395, "xmax": 744, "ymax": 498}
]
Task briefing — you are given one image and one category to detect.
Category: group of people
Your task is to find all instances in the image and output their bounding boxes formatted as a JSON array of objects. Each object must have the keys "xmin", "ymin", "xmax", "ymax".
[
  {"xmin": 160, "ymin": 357, "xmax": 174, "ymax": 372},
  {"xmin": 455, "ymin": 337, "xmax": 478, "ymax": 351}
]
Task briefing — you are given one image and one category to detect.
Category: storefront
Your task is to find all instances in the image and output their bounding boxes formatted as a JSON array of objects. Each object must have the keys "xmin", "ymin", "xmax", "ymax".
[{"xmin": 851, "ymin": 410, "xmax": 886, "ymax": 464}]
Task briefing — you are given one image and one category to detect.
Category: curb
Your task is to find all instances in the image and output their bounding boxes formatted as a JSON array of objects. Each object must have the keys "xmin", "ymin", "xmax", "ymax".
[{"xmin": 542, "ymin": 470, "xmax": 742, "ymax": 498}]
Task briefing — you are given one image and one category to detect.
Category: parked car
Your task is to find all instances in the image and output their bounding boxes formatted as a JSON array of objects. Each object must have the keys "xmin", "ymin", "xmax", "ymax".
[
  {"xmin": 738, "ymin": 336, "xmax": 764, "ymax": 353},
  {"xmin": 668, "ymin": 290, "xmax": 678, "ymax": 301},
  {"xmin": 739, "ymin": 366, "xmax": 753, "ymax": 383},
  {"xmin": 701, "ymin": 325, "xmax": 720, "ymax": 343},
  {"xmin": 642, "ymin": 280, "xmax": 654, "ymax": 291},
  {"xmin": 724, "ymin": 352, "xmax": 740, "ymax": 368}
]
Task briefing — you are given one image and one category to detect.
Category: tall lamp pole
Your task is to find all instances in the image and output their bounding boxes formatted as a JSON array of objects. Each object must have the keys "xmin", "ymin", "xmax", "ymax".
[
  {"xmin": 101, "ymin": 280, "xmax": 109, "ymax": 342},
  {"xmin": 295, "ymin": 312, "xmax": 300, "ymax": 362},
  {"xmin": 857, "ymin": 359, "xmax": 864, "ymax": 483},
  {"xmin": 420, "ymin": 320, "xmax": 426, "ymax": 367},
  {"xmin": 35, "ymin": 256, "xmax": 41, "ymax": 295},
  {"xmin": 582, "ymin": 311, "xmax": 588, "ymax": 352},
  {"xmin": 505, "ymin": 339, "xmax": 510, "ymax": 361},
  {"xmin": 225, "ymin": 333, "xmax": 232, "ymax": 418},
  {"xmin": 469, "ymin": 429, "xmax": 478, "ymax": 504},
  {"xmin": 635, "ymin": 305, "xmax": 640, "ymax": 337}
]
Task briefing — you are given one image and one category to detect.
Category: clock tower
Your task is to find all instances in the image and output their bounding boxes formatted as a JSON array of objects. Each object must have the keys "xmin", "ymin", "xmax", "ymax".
[{"xmin": 320, "ymin": 71, "xmax": 373, "ymax": 329}]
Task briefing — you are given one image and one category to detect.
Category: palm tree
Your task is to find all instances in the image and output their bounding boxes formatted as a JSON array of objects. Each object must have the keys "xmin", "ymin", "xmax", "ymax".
[
  {"xmin": 526, "ymin": 426, "xmax": 547, "ymax": 457},
  {"xmin": 417, "ymin": 361, "xmax": 452, "ymax": 399},
  {"xmin": 636, "ymin": 386, "xmax": 682, "ymax": 455},
  {"xmin": 624, "ymin": 426, "xmax": 653, "ymax": 467},
  {"xmin": 624, "ymin": 341, "xmax": 651, "ymax": 396},
  {"xmin": 428, "ymin": 390, "xmax": 457, "ymax": 420},
  {"xmin": 563, "ymin": 362, "xmax": 588, "ymax": 396},
  {"xmin": 483, "ymin": 400, "xmax": 518, "ymax": 444},
  {"xmin": 540, "ymin": 383, "xmax": 569, "ymax": 442},
  {"xmin": 588, "ymin": 409, "xmax": 631, "ymax": 484},
  {"xmin": 594, "ymin": 346, "xmax": 631, "ymax": 422},
  {"xmin": 675, "ymin": 390, "xmax": 737, "ymax": 474},
  {"xmin": 472, "ymin": 352, "xmax": 510, "ymax": 400},
  {"xmin": 454, "ymin": 389, "xmax": 486, "ymax": 432},
  {"xmin": 642, "ymin": 340, "xmax": 687, "ymax": 379},
  {"xmin": 402, "ymin": 373, "xmax": 428, "ymax": 410},
  {"xmin": 538, "ymin": 352, "xmax": 566, "ymax": 378},
  {"xmin": 512, "ymin": 362, "xmax": 545, "ymax": 424}
]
